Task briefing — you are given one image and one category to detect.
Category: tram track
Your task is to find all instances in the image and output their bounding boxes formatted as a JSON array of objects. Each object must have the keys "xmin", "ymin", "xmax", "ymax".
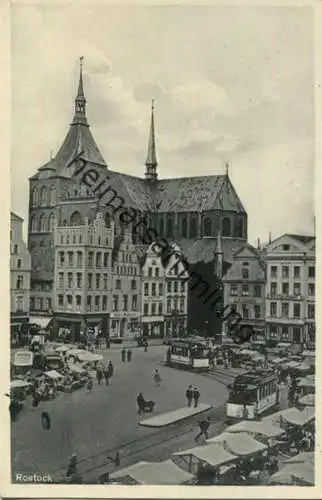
[{"xmin": 53, "ymin": 403, "xmax": 226, "ymax": 482}]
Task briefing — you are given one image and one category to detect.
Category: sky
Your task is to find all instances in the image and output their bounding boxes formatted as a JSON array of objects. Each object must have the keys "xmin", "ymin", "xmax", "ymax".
[{"xmin": 10, "ymin": 4, "xmax": 315, "ymax": 245}]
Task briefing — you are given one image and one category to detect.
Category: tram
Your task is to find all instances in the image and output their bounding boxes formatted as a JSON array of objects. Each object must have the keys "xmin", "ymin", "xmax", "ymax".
[
  {"xmin": 226, "ymin": 369, "xmax": 278, "ymax": 421},
  {"xmin": 164, "ymin": 339, "xmax": 209, "ymax": 371}
]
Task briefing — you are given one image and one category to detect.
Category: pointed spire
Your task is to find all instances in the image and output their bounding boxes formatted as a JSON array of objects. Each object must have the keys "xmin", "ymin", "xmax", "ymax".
[
  {"xmin": 225, "ymin": 162, "xmax": 229, "ymax": 176},
  {"xmin": 145, "ymin": 100, "xmax": 158, "ymax": 181},
  {"xmin": 214, "ymin": 231, "xmax": 223, "ymax": 278},
  {"xmin": 72, "ymin": 56, "xmax": 88, "ymax": 126}
]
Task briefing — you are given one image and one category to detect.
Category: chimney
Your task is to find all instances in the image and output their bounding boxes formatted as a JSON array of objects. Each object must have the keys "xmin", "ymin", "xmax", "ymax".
[
  {"xmin": 257, "ymin": 238, "xmax": 261, "ymax": 250},
  {"xmin": 269, "ymin": 232, "xmax": 272, "ymax": 244}
]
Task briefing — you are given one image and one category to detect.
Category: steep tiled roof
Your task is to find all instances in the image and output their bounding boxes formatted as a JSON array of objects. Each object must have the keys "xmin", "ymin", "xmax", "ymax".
[
  {"xmin": 155, "ymin": 175, "xmax": 246, "ymax": 213},
  {"xmin": 175, "ymin": 237, "xmax": 246, "ymax": 265},
  {"xmin": 285, "ymin": 234, "xmax": 315, "ymax": 245},
  {"xmin": 56, "ymin": 123, "xmax": 106, "ymax": 168}
]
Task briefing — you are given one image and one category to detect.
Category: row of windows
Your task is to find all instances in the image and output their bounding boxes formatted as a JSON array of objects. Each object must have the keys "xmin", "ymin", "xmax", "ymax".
[
  {"xmin": 143, "ymin": 302, "xmax": 163, "ymax": 316},
  {"xmin": 146, "ymin": 266, "xmax": 162, "ymax": 278},
  {"xmin": 144, "ymin": 282, "xmax": 163, "ymax": 296},
  {"xmin": 31, "ymin": 185, "xmax": 56, "ymax": 207},
  {"xmin": 270, "ymin": 265, "xmax": 315, "ymax": 279},
  {"xmin": 115, "ymin": 279, "xmax": 137, "ymax": 290},
  {"xmin": 30, "ymin": 297, "xmax": 52, "ymax": 311},
  {"xmin": 59, "ymin": 232, "xmax": 110, "ymax": 247},
  {"xmin": 269, "ymin": 302, "xmax": 315, "ymax": 319},
  {"xmin": 269, "ymin": 282, "xmax": 315, "ymax": 297},
  {"xmin": 230, "ymin": 284, "xmax": 262, "ymax": 297},
  {"xmin": 155, "ymin": 214, "xmax": 244, "ymax": 239},
  {"xmin": 30, "ymin": 213, "xmax": 56, "ymax": 233},
  {"xmin": 259, "ymin": 382, "xmax": 276, "ymax": 400},
  {"xmin": 230, "ymin": 303, "xmax": 262, "ymax": 320},
  {"xmin": 58, "ymin": 251, "xmax": 110, "ymax": 268},
  {"xmin": 166, "ymin": 298, "xmax": 186, "ymax": 314},
  {"xmin": 167, "ymin": 281, "xmax": 186, "ymax": 293},
  {"xmin": 112, "ymin": 294, "xmax": 138, "ymax": 311},
  {"xmin": 13, "ymin": 296, "xmax": 25, "ymax": 313},
  {"xmin": 114, "ymin": 265, "xmax": 138, "ymax": 276},
  {"xmin": 57, "ymin": 294, "xmax": 109, "ymax": 311}
]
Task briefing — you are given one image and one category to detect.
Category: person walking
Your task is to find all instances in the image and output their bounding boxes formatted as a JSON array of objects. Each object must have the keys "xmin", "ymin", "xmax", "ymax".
[
  {"xmin": 121, "ymin": 348, "xmax": 126, "ymax": 362},
  {"xmin": 107, "ymin": 360, "xmax": 114, "ymax": 379},
  {"xmin": 195, "ymin": 417, "xmax": 210, "ymax": 442},
  {"xmin": 86, "ymin": 377, "xmax": 93, "ymax": 392},
  {"xmin": 144, "ymin": 340, "xmax": 148, "ymax": 352},
  {"xmin": 96, "ymin": 366, "xmax": 103, "ymax": 385},
  {"xmin": 186, "ymin": 385, "xmax": 193, "ymax": 407},
  {"xmin": 136, "ymin": 392, "xmax": 145, "ymax": 415},
  {"xmin": 103, "ymin": 366, "xmax": 109, "ymax": 386},
  {"xmin": 66, "ymin": 454, "xmax": 78, "ymax": 478},
  {"xmin": 127, "ymin": 349, "xmax": 132, "ymax": 362},
  {"xmin": 153, "ymin": 369, "xmax": 162, "ymax": 386},
  {"xmin": 193, "ymin": 387, "xmax": 200, "ymax": 407}
]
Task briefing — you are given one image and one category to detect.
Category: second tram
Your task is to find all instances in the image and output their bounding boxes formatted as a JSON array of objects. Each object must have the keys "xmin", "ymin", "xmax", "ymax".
[
  {"xmin": 226, "ymin": 369, "xmax": 279, "ymax": 420},
  {"xmin": 165, "ymin": 339, "xmax": 209, "ymax": 371}
]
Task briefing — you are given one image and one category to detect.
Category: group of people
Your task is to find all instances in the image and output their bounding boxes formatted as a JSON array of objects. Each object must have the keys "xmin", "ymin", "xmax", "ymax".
[
  {"xmin": 185, "ymin": 385, "xmax": 200, "ymax": 407},
  {"xmin": 121, "ymin": 348, "xmax": 132, "ymax": 362}
]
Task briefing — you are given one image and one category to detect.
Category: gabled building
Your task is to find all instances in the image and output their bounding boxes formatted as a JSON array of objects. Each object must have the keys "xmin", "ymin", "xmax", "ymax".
[
  {"xmin": 265, "ymin": 234, "xmax": 315, "ymax": 347},
  {"xmin": 10, "ymin": 212, "xmax": 31, "ymax": 327},
  {"xmin": 27, "ymin": 59, "xmax": 248, "ymax": 338},
  {"xmin": 222, "ymin": 244, "xmax": 266, "ymax": 343}
]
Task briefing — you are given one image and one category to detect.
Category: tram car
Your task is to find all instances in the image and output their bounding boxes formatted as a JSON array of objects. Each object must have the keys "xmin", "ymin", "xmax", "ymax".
[
  {"xmin": 226, "ymin": 369, "xmax": 279, "ymax": 421},
  {"xmin": 165, "ymin": 339, "xmax": 209, "ymax": 372}
]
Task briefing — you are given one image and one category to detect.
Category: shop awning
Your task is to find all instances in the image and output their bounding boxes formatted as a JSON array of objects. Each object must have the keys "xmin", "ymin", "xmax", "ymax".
[
  {"xmin": 173, "ymin": 443, "xmax": 236, "ymax": 468},
  {"xmin": 298, "ymin": 394, "xmax": 315, "ymax": 407},
  {"xmin": 262, "ymin": 407, "xmax": 315, "ymax": 427},
  {"xmin": 298, "ymin": 375, "xmax": 315, "ymax": 388},
  {"xmin": 29, "ymin": 316, "xmax": 52, "ymax": 329},
  {"xmin": 285, "ymin": 452, "xmax": 314, "ymax": 465},
  {"xmin": 110, "ymin": 460, "xmax": 194, "ymax": 485},
  {"xmin": 10, "ymin": 379, "xmax": 31, "ymax": 389},
  {"xmin": 44, "ymin": 370, "xmax": 63, "ymax": 380}
]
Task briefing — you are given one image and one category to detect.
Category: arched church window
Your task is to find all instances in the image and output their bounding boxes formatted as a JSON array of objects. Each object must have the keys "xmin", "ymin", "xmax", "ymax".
[
  {"xmin": 49, "ymin": 185, "xmax": 56, "ymax": 205},
  {"xmin": 181, "ymin": 216, "xmax": 187, "ymax": 238},
  {"xmin": 234, "ymin": 217, "xmax": 244, "ymax": 238},
  {"xmin": 31, "ymin": 187, "xmax": 38, "ymax": 207},
  {"xmin": 159, "ymin": 217, "xmax": 164, "ymax": 237},
  {"xmin": 166, "ymin": 214, "xmax": 173, "ymax": 238},
  {"xmin": 39, "ymin": 213, "xmax": 47, "ymax": 232},
  {"xmin": 70, "ymin": 211, "xmax": 83, "ymax": 226},
  {"xmin": 222, "ymin": 217, "xmax": 231, "ymax": 237},
  {"xmin": 30, "ymin": 214, "xmax": 38, "ymax": 232},
  {"xmin": 40, "ymin": 186, "xmax": 47, "ymax": 206},
  {"xmin": 204, "ymin": 217, "xmax": 212, "ymax": 236},
  {"xmin": 190, "ymin": 215, "xmax": 197, "ymax": 238},
  {"xmin": 48, "ymin": 213, "xmax": 55, "ymax": 231}
]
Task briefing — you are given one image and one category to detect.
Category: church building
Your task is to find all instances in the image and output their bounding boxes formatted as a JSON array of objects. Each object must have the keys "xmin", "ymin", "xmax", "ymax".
[{"xmin": 28, "ymin": 59, "xmax": 248, "ymax": 339}]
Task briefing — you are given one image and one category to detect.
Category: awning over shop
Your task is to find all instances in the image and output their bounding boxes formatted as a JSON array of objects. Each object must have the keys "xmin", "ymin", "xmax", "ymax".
[
  {"xmin": 298, "ymin": 375, "xmax": 315, "ymax": 388},
  {"xmin": 285, "ymin": 452, "xmax": 314, "ymax": 465},
  {"xmin": 10, "ymin": 379, "xmax": 31, "ymax": 389},
  {"xmin": 207, "ymin": 432, "xmax": 267, "ymax": 456},
  {"xmin": 110, "ymin": 460, "xmax": 194, "ymax": 485},
  {"xmin": 298, "ymin": 394, "xmax": 315, "ymax": 407},
  {"xmin": 263, "ymin": 407, "xmax": 314, "ymax": 427},
  {"xmin": 44, "ymin": 370, "xmax": 63, "ymax": 380},
  {"xmin": 78, "ymin": 352, "xmax": 103, "ymax": 363},
  {"xmin": 29, "ymin": 316, "xmax": 52, "ymax": 329},
  {"xmin": 173, "ymin": 443, "xmax": 236, "ymax": 468}
]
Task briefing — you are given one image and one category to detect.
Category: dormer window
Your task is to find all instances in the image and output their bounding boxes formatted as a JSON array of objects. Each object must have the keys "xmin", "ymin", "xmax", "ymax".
[{"xmin": 283, "ymin": 244, "xmax": 290, "ymax": 251}]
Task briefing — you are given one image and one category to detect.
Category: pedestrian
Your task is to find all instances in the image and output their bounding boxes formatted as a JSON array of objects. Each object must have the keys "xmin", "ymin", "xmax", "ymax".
[
  {"xmin": 186, "ymin": 385, "xmax": 193, "ymax": 407},
  {"xmin": 144, "ymin": 340, "xmax": 148, "ymax": 352},
  {"xmin": 127, "ymin": 349, "xmax": 132, "ymax": 362},
  {"xmin": 103, "ymin": 367, "xmax": 109, "ymax": 385},
  {"xmin": 195, "ymin": 417, "xmax": 210, "ymax": 442},
  {"xmin": 193, "ymin": 387, "xmax": 200, "ymax": 407},
  {"xmin": 136, "ymin": 392, "xmax": 145, "ymax": 415},
  {"xmin": 86, "ymin": 378, "xmax": 93, "ymax": 392},
  {"xmin": 107, "ymin": 360, "xmax": 114, "ymax": 379},
  {"xmin": 96, "ymin": 366, "xmax": 103, "ymax": 385},
  {"xmin": 153, "ymin": 368, "xmax": 162, "ymax": 386},
  {"xmin": 66, "ymin": 454, "xmax": 78, "ymax": 477},
  {"xmin": 121, "ymin": 348, "xmax": 126, "ymax": 362}
]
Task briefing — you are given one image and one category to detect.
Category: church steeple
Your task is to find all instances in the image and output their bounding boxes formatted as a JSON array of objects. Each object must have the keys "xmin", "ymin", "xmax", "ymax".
[
  {"xmin": 72, "ymin": 56, "xmax": 88, "ymax": 126},
  {"xmin": 145, "ymin": 100, "xmax": 158, "ymax": 181},
  {"xmin": 214, "ymin": 230, "xmax": 223, "ymax": 278}
]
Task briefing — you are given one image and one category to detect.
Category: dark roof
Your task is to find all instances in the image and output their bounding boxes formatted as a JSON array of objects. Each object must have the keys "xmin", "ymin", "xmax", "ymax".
[
  {"xmin": 175, "ymin": 237, "xmax": 247, "ymax": 265},
  {"xmin": 285, "ymin": 234, "xmax": 315, "ymax": 244},
  {"xmin": 154, "ymin": 175, "xmax": 246, "ymax": 213},
  {"xmin": 10, "ymin": 211, "xmax": 24, "ymax": 222},
  {"xmin": 56, "ymin": 123, "xmax": 106, "ymax": 168}
]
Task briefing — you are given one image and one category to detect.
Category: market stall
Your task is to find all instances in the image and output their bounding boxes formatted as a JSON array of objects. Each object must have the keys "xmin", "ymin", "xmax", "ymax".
[
  {"xmin": 207, "ymin": 432, "xmax": 267, "ymax": 456},
  {"xmin": 269, "ymin": 462, "xmax": 314, "ymax": 485},
  {"xmin": 172, "ymin": 443, "xmax": 237, "ymax": 475},
  {"xmin": 298, "ymin": 394, "xmax": 315, "ymax": 407},
  {"xmin": 109, "ymin": 460, "xmax": 195, "ymax": 485},
  {"xmin": 224, "ymin": 420, "xmax": 284, "ymax": 439},
  {"xmin": 10, "ymin": 379, "xmax": 32, "ymax": 400}
]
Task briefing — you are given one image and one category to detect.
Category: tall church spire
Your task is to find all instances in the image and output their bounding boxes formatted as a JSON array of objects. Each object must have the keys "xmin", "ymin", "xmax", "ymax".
[
  {"xmin": 145, "ymin": 100, "xmax": 158, "ymax": 181},
  {"xmin": 214, "ymin": 230, "xmax": 223, "ymax": 278},
  {"xmin": 72, "ymin": 56, "xmax": 88, "ymax": 126}
]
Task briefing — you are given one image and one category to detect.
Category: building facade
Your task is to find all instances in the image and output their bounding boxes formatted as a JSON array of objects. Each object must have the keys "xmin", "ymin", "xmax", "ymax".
[
  {"xmin": 110, "ymin": 230, "xmax": 142, "ymax": 338},
  {"xmin": 141, "ymin": 242, "xmax": 165, "ymax": 337},
  {"xmin": 27, "ymin": 60, "xmax": 248, "ymax": 337},
  {"xmin": 10, "ymin": 212, "xmax": 31, "ymax": 325},
  {"xmin": 222, "ymin": 244, "xmax": 266, "ymax": 343},
  {"xmin": 265, "ymin": 234, "xmax": 315, "ymax": 346},
  {"xmin": 53, "ymin": 212, "xmax": 114, "ymax": 341}
]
